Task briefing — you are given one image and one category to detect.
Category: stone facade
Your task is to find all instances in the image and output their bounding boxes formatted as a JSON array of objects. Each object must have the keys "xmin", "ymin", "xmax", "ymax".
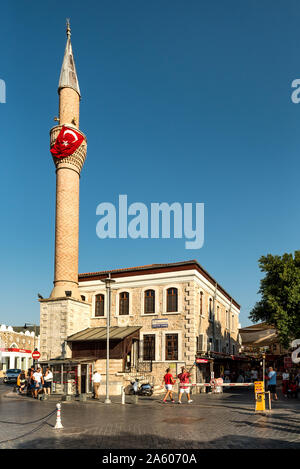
[
  {"xmin": 39, "ymin": 298, "xmax": 90, "ymax": 361},
  {"xmin": 74, "ymin": 263, "xmax": 241, "ymax": 387}
]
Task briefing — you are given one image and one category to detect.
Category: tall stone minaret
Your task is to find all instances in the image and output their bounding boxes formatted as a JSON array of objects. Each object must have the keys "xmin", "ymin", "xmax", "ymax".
[
  {"xmin": 39, "ymin": 21, "xmax": 90, "ymax": 360},
  {"xmin": 50, "ymin": 19, "xmax": 87, "ymax": 301}
]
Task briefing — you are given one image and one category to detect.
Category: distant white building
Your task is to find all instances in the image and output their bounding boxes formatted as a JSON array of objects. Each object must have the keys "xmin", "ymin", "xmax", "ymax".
[{"xmin": 0, "ymin": 325, "xmax": 40, "ymax": 375}]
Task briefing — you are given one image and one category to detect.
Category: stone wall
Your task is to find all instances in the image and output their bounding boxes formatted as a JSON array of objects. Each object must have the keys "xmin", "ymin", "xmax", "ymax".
[{"xmin": 39, "ymin": 298, "xmax": 90, "ymax": 360}]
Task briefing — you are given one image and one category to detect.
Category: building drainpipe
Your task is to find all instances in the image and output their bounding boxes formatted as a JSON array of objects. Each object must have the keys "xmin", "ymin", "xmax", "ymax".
[{"xmin": 228, "ymin": 299, "xmax": 232, "ymax": 354}]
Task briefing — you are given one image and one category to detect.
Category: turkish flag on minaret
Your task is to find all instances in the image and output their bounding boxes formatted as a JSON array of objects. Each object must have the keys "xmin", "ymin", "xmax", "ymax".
[{"xmin": 50, "ymin": 126, "xmax": 84, "ymax": 159}]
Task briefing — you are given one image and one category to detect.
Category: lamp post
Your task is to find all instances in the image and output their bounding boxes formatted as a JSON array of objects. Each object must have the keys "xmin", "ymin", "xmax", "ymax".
[
  {"xmin": 262, "ymin": 353, "xmax": 266, "ymax": 390},
  {"xmin": 101, "ymin": 274, "xmax": 115, "ymax": 404}
]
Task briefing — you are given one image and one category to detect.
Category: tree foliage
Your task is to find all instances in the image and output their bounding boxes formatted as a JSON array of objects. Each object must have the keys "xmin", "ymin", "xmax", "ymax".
[{"xmin": 249, "ymin": 251, "xmax": 300, "ymax": 348}]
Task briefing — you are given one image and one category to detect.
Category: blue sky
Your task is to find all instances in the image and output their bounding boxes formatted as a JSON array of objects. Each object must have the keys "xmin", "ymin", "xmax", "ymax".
[{"xmin": 0, "ymin": 0, "xmax": 299, "ymax": 328}]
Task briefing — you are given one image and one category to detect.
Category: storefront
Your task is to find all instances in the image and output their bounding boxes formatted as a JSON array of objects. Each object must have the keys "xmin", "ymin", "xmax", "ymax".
[
  {"xmin": 0, "ymin": 347, "xmax": 33, "ymax": 372},
  {"xmin": 39, "ymin": 359, "xmax": 94, "ymax": 395},
  {"xmin": 67, "ymin": 326, "xmax": 141, "ymax": 373},
  {"xmin": 196, "ymin": 352, "xmax": 255, "ymax": 383}
]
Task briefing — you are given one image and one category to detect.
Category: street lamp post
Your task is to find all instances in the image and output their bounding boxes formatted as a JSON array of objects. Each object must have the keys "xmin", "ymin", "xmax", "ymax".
[
  {"xmin": 101, "ymin": 274, "xmax": 115, "ymax": 404},
  {"xmin": 262, "ymin": 353, "xmax": 266, "ymax": 390}
]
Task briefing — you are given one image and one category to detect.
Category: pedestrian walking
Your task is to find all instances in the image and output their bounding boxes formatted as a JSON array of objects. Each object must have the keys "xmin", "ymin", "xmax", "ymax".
[
  {"xmin": 282, "ymin": 369, "xmax": 290, "ymax": 397},
  {"xmin": 43, "ymin": 366, "xmax": 53, "ymax": 395},
  {"xmin": 32, "ymin": 367, "xmax": 44, "ymax": 399},
  {"xmin": 177, "ymin": 366, "xmax": 193, "ymax": 404},
  {"xmin": 28, "ymin": 366, "xmax": 35, "ymax": 397},
  {"xmin": 267, "ymin": 367, "xmax": 278, "ymax": 401},
  {"xmin": 91, "ymin": 369, "xmax": 102, "ymax": 399},
  {"xmin": 250, "ymin": 368, "xmax": 258, "ymax": 382},
  {"xmin": 162, "ymin": 368, "xmax": 176, "ymax": 403},
  {"xmin": 287, "ymin": 380, "xmax": 298, "ymax": 398}
]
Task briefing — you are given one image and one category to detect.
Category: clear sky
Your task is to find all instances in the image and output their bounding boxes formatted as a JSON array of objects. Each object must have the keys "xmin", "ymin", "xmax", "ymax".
[{"xmin": 0, "ymin": 0, "xmax": 299, "ymax": 328}]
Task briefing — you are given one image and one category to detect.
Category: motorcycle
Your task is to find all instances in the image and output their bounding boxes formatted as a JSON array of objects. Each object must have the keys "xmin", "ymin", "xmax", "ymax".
[{"xmin": 129, "ymin": 379, "xmax": 153, "ymax": 396}]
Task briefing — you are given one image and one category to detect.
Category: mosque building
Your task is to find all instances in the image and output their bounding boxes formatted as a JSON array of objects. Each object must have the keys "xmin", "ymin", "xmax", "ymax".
[{"xmin": 39, "ymin": 22, "xmax": 241, "ymax": 396}]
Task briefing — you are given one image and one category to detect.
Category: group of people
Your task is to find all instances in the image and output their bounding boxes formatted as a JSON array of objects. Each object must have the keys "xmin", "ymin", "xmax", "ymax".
[
  {"xmin": 16, "ymin": 366, "xmax": 53, "ymax": 399},
  {"xmin": 281, "ymin": 369, "xmax": 300, "ymax": 399},
  {"xmin": 162, "ymin": 366, "xmax": 193, "ymax": 404},
  {"xmin": 265, "ymin": 366, "xmax": 300, "ymax": 401}
]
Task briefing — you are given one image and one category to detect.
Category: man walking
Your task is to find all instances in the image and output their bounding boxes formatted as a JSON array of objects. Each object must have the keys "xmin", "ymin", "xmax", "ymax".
[
  {"xmin": 92, "ymin": 369, "xmax": 102, "ymax": 399},
  {"xmin": 177, "ymin": 366, "xmax": 193, "ymax": 404},
  {"xmin": 267, "ymin": 367, "xmax": 278, "ymax": 401}
]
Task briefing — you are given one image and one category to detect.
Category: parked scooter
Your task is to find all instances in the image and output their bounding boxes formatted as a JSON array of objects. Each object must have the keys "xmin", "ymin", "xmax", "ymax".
[{"xmin": 129, "ymin": 379, "xmax": 153, "ymax": 396}]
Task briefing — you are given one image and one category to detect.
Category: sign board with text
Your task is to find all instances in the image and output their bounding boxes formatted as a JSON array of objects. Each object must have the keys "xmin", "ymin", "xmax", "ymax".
[
  {"xmin": 254, "ymin": 381, "xmax": 265, "ymax": 412},
  {"xmin": 152, "ymin": 319, "xmax": 168, "ymax": 329}
]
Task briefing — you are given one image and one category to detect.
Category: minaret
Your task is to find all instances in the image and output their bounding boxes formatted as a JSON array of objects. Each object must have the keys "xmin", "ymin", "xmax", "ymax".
[
  {"xmin": 39, "ymin": 21, "xmax": 90, "ymax": 361},
  {"xmin": 50, "ymin": 19, "xmax": 87, "ymax": 300}
]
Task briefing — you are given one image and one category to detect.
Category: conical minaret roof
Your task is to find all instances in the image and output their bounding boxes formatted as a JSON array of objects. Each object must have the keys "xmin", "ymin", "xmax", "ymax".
[{"xmin": 58, "ymin": 20, "xmax": 81, "ymax": 97}]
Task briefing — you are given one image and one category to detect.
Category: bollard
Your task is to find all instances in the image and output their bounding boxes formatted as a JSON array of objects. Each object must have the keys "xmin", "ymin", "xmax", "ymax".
[
  {"xmin": 54, "ymin": 403, "xmax": 64, "ymax": 429},
  {"xmin": 121, "ymin": 386, "xmax": 125, "ymax": 405}
]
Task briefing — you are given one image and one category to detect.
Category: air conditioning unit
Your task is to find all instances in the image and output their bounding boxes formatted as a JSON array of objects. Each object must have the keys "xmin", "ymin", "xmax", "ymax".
[{"xmin": 197, "ymin": 334, "xmax": 207, "ymax": 352}]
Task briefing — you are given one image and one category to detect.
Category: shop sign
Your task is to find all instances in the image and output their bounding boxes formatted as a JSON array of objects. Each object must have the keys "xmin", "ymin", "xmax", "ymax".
[
  {"xmin": 0, "ymin": 347, "xmax": 31, "ymax": 354},
  {"xmin": 196, "ymin": 358, "xmax": 209, "ymax": 364}
]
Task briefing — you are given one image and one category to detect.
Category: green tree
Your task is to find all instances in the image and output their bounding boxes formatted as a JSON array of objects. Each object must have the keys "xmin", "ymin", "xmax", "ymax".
[{"xmin": 249, "ymin": 251, "xmax": 300, "ymax": 348}]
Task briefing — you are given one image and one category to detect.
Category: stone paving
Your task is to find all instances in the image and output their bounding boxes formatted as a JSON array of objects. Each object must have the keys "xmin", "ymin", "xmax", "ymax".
[{"xmin": 0, "ymin": 386, "xmax": 299, "ymax": 449}]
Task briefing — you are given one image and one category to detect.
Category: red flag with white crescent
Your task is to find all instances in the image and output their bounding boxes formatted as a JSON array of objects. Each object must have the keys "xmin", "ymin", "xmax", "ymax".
[{"xmin": 50, "ymin": 126, "xmax": 84, "ymax": 159}]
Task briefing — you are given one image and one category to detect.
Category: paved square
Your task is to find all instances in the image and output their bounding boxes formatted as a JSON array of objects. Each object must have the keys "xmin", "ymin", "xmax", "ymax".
[{"xmin": 0, "ymin": 386, "xmax": 299, "ymax": 449}]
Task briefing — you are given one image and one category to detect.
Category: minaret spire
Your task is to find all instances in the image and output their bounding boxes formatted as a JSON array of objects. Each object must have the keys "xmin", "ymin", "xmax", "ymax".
[
  {"xmin": 48, "ymin": 21, "xmax": 87, "ymax": 300},
  {"xmin": 58, "ymin": 18, "xmax": 81, "ymax": 98}
]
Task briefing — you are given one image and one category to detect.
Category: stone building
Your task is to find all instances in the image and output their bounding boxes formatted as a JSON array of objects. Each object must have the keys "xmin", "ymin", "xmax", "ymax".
[
  {"xmin": 39, "ymin": 24, "xmax": 241, "ymax": 395},
  {"xmin": 0, "ymin": 325, "xmax": 40, "ymax": 376},
  {"xmin": 40, "ymin": 259, "xmax": 240, "ymax": 393}
]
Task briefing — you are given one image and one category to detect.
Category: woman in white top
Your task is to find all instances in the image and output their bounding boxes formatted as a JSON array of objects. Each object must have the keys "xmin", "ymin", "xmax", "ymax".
[{"xmin": 43, "ymin": 367, "xmax": 53, "ymax": 395}]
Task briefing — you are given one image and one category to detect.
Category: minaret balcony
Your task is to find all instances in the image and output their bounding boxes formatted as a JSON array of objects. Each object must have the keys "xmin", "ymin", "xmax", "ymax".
[{"xmin": 50, "ymin": 124, "xmax": 87, "ymax": 173}]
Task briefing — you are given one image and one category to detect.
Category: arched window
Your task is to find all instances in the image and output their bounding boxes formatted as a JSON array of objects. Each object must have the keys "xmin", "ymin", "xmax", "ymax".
[
  {"xmin": 167, "ymin": 288, "xmax": 178, "ymax": 312},
  {"xmin": 119, "ymin": 292, "xmax": 129, "ymax": 315},
  {"xmin": 95, "ymin": 294, "xmax": 105, "ymax": 317},
  {"xmin": 144, "ymin": 290, "xmax": 155, "ymax": 314}
]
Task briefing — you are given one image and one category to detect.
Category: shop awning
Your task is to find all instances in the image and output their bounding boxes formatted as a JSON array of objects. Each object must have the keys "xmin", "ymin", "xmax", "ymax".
[
  {"xmin": 239, "ymin": 323, "xmax": 277, "ymax": 347},
  {"xmin": 67, "ymin": 326, "xmax": 141, "ymax": 342}
]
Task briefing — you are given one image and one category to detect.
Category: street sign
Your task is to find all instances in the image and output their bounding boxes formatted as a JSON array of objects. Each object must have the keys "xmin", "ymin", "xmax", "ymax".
[
  {"xmin": 32, "ymin": 350, "xmax": 41, "ymax": 360},
  {"xmin": 152, "ymin": 319, "xmax": 168, "ymax": 328}
]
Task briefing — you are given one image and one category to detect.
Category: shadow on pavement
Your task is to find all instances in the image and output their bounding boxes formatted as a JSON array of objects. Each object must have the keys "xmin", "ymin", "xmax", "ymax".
[{"xmin": 13, "ymin": 432, "xmax": 300, "ymax": 449}]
